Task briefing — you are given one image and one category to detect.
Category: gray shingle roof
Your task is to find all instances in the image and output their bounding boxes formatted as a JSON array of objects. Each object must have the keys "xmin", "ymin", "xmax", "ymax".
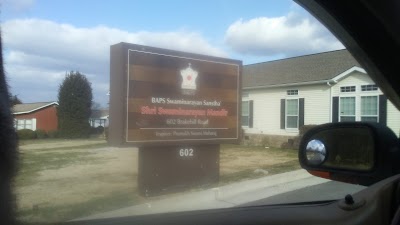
[
  {"xmin": 13, "ymin": 102, "xmax": 58, "ymax": 114},
  {"xmin": 243, "ymin": 49, "xmax": 361, "ymax": 88}
]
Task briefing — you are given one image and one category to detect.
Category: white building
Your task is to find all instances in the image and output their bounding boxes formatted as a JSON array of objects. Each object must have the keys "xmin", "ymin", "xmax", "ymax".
[
  {"xmin": 242, "ymin": 50, "xmax": 400, "ymax": 147},
  {"xmin": 89, "ymin": 109, "xmax": 109, "ymax": 128}
]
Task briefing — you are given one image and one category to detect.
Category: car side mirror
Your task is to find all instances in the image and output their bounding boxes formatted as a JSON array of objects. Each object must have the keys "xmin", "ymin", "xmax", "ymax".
[{"xmin": 299, "ymin": 122, "xmax": 400, "ymax": 186}]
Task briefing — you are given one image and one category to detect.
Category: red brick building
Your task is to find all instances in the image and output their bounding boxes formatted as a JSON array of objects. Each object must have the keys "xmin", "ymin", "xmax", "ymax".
[{"xmin": 13, "ymin": 102, "xmax": 58, "ymax": 132}]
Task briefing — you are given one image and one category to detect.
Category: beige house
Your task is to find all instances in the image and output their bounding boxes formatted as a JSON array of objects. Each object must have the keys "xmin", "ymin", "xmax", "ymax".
[{"xmin": 242, "ymin": 50, "xmax": 400, "ymax": 147}]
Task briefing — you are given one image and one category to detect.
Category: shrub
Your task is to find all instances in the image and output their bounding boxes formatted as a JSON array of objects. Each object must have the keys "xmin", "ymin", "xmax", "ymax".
[
  {"xmin": 89, "ymin": 126, "xmax": 105, "ymax": 135},
  {"xmin": 90, "ymin": 127, "xmax": 98, "ymax": 134},
  {"xmin": 47, "ymin": 130, "xmax": 59, "ymax": 138},
  {"xmin": 96, "ymin": 126, "xmax": 104, "ymax": 134},
  {"xmin": 17, "ymin": 129, "xmax": 36, "ymax": 140},
  {"xmin": 35, "ymin": 129, "xmax": 48, "ymax": 139}
]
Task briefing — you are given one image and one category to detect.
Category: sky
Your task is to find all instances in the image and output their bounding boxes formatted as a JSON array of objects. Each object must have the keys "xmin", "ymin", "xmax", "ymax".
[{"xmin": 0, "ymin": 0, "xmax": 344, "ymax": 107}]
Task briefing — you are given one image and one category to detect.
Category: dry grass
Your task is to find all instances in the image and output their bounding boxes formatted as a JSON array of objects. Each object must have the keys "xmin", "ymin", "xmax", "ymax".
[
  {"xmin": 15, "ymin": 140, "xmax": 299, "ymax": 223},
  {"xmin": 16, "ymin": 141, "xmax": 139, "ymax": 223},
  {"xmin": 220, "ymin": 144, "xmax": 300, "ymax": 183}
]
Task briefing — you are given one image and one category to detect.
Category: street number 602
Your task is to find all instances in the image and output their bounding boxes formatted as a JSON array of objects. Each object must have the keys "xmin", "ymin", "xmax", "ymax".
[{"xmin": 179, "ymin": 148, "xmax": 194, "ymax": 157}]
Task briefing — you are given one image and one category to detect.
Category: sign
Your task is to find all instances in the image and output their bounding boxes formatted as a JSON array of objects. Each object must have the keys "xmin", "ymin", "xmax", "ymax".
[
  {"xmin": 138, "ymin": 145, "xmax": 219, "ymax": 196},
  {"xmin": 110, "ymin": 43, "xmax": 233, "ymax": 195},
  {"xmin": 110, "ymin": 43, "xmax": 242, "ymax": 146}
]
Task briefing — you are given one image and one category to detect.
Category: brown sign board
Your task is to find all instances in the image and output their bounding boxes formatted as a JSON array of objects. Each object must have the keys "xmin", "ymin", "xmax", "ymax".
[
  {"xmin": 109, "ymin": 43, "xmax": 242, "ymax": 146},
  {"xmin": 138, "ymin": 145, "xmax": 220, "ymax": 196}
]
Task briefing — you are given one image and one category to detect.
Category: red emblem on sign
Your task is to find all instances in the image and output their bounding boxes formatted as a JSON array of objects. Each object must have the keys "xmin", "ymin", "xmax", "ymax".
[{"xmin": 180, "ymin": 63, "xmax": 198, "ymax": 90}]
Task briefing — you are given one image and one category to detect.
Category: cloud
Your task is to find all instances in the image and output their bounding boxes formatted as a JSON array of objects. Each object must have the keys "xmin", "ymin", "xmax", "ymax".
[
  {"xmin": 224, "ymin": 12, "xmax": 344, "ymax": 57},
  {"xmin": 2, "ymin": 12, "xmax": 345, "ymax": 106},
  {"xmin": 2, "ymin": 19, "xmax": 226, "ymax": 65},
  {"xmin": 2, "ymin": 19, "xmax": 226, "ymax": 106}
]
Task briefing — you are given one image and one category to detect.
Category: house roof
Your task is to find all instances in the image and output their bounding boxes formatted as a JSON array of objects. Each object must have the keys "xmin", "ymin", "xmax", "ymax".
[
  {"xmin": 13, "ymin": 102, "xmax": 58, "ymax": 115},
  {"xmin": 90, "ymin": 109, "xmax": 109, "ymax": 119},
  {"xmin": 243, "ymin": 49, "xmax": 362, "ymax": 89}
]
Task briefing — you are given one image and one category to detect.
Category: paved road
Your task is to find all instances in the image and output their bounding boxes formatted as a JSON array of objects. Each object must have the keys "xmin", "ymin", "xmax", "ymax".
[{"xmin": 75, "ymin": 169, "xmax": 365, "ymax": 221}]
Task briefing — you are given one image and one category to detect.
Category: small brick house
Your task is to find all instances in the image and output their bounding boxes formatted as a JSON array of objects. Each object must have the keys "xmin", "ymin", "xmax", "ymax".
[{"xmin": 13, "ymin": 102, "xmax": 58, "ymax": 132}]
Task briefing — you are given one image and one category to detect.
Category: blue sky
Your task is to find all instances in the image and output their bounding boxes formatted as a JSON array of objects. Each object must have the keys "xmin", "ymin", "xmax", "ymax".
[{"xmin": 1, "ymin": 0, "xmax": 344, "ymax": 107}]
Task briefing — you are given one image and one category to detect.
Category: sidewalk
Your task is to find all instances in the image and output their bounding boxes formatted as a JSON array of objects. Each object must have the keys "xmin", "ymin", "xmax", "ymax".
[{"xmin": 76, "ymin": 169, "xmax": 329, "ymax": 221}]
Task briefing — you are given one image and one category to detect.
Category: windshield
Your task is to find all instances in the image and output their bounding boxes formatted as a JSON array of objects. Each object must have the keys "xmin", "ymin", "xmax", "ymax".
[{"xmin": 2, "ymin": 0, "xmax": 400, "ymax": 224}]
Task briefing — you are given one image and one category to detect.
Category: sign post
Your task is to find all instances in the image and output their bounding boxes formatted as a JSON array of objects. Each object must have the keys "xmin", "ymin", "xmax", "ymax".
[{"xmin": 109, "ymin": 43, "xmax": 241, "ymax": 195}]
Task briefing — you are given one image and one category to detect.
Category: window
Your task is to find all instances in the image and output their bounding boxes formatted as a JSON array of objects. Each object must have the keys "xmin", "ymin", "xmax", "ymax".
[
  {"xmin": 361, "ymin": 84, "xmax": 378, "ymax": 91},
  {"xmin": 15, "ymin": 119, "xmax": 34, "ymax": 130},
  {"xmin": 339, "ymin": 97, "xmax": 356, "ymax": 121},
  {"xmin": 361, "ymin": 96, "xmax": 379, "ymax": 122},
  {"xmin": 241, "ymin": 101, "xmax": 249, "ymax": 126},
  {"xmin": 335, "ymin": 95, "xmax": 383, "ymax": 123},
  {"xmin": 287, "ymin": 90, "xmax": 298, "ymax": 96},
  {"xmin": 242, "ymin": 92, "xmax": 249, "ymax": 98},
  {"xmin": 286, "ymin": 99, "xmax": 299, "ymax": 128},
  {"xmin": 340, "ymin": 86, "xmax": 356, "ymax": 92}
]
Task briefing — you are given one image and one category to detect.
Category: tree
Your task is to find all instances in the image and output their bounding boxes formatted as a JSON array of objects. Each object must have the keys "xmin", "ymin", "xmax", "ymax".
[
  {"xmin": 57, "ymin": 71, "xmax": 93, "ymax": 138},
  {"xmin": 10, "ymin": 95, "xmax": 22, "ymax": 106}
]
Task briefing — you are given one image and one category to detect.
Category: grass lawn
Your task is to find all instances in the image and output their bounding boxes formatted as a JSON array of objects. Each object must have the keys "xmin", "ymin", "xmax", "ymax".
[
  {"xmin": 18, "ymin": 138, "xmax": 106, "ymax": 148},
  {"xmin": 15, "ymin": 140, "xmax": 299, "ymax": 223},
  {"xmin": 19, "ymin": 138, "xmax": 65, "ymax": 146},
  {"xmin": 219, "ymin": 144, "xmax": 300, "ymax": 184}
]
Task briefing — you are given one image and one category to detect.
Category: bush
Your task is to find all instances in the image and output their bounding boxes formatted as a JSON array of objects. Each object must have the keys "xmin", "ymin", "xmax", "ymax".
[
  {"xmin": 89, "ymin": 126, "xmax": 105, "ymax": 135},
  {"xmin": 90, "ymin": 127, "xmax": 98, "ymax": 134},
  {"xmin": 96, "ymin": 126, "xmax": 104, "ymax": 134},
  {"xmin": 35, "ymin": 129, "xmax": 48, "ymax": 139},
  {"xmin": 47, "ymin": 130, "xmax": 59, "ymax": 138},
  {"xmin": 17, "ymin": 129, "xmax": 37, "ymax": 140}
]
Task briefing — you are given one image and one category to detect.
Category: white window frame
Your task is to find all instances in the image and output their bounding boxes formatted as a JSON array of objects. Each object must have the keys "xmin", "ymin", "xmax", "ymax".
[
  {"xmin": 340, "ymin": 85, "xmax": 356, "ymax": 93},
  {"xmin": 15, "ymin": 118, "xmax": 36, "ymax": 131},
  {"xmin": 360, "ymin": 95, "xmax": 379, "ymax": 122},
  {"xmin": 285, "ymin": 98, "xmax": 299, "ymax": 130},
  {"xmin": 361, "ymin": 84, "xmax": 379, "ymax": 92},
  {"xmin": 339, "ymin": 96, "xmax": 356, "ymax": 122},
  {"xmin": 286, "ymin": 89, "xmax": 299, "ymax": 96},
  {"xmin": 338, "ymin": 94, "xmax": 380, "ymax": 122}
]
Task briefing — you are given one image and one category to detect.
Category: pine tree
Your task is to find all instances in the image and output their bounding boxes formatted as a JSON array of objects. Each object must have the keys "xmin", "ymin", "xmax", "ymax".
[{"xmin": 57, "ymin": 71, "xmax": 93, "ymax": 138}]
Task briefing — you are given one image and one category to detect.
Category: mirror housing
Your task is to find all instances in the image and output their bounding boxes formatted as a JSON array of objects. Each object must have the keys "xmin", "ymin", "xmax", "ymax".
[{"xmin": 299, "ymin": 122, "xmax": 400, "ymax": 186}]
